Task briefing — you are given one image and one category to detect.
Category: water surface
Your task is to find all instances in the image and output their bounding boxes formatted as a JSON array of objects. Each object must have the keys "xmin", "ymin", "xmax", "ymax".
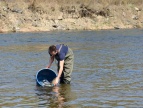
[{"xmin": 0, "ymin": 29, "xmax": 143, "ymax": 108}]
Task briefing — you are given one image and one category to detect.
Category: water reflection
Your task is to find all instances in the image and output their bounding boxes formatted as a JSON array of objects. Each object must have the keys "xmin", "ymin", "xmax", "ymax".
[
  {"xmin": 36, "ymin": 85, "xmax": 75, "ymax": 108},
  {"xmin": 0, "ymin": 44, "xmax": 49, "ymax": 52}
]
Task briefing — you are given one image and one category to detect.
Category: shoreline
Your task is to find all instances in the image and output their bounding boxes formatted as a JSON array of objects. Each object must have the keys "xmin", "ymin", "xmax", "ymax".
[
  {"xmin": 1, "ymin": 27, "xmax": 142, "ymax": 35},
  {"xmin": 0, "ymin": 1, "xmax": 143, "ymax": 33}
]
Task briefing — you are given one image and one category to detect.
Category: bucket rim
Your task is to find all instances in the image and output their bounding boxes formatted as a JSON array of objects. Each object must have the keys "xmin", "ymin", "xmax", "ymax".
[{"xmin": 36, "ymin": 68, "xmax": 57, "ymax": 86}]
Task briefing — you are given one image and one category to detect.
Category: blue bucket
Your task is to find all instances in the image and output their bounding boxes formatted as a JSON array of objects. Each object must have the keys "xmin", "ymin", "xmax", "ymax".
[{"xmin": 36, "ymin": 68, "xmax": 57, "ymax": 87}]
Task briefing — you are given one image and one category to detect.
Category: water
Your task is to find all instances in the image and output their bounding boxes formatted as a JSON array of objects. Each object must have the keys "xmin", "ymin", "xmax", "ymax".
[{"xmin": 0, "ymin": 29, "xmax": 143, "ymax": 108}]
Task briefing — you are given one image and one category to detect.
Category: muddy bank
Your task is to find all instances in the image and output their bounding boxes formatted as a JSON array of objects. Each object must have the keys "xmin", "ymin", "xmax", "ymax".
[{"xmin": 0, "ymin": 0, "xmax": 143, "ymax": 33}]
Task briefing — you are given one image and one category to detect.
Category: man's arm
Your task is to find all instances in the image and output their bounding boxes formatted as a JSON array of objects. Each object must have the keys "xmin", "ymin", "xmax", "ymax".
[
  {"xmin": 46, "ymin": 56, "xmax": 54, "ymax": 68},
  {"xmin": 57, "ymin": 60, "xmax": 64, "ymax": 78},
  {"xmin": 53, "ymin": 60, "xmax": 64, "ymax": 85}
]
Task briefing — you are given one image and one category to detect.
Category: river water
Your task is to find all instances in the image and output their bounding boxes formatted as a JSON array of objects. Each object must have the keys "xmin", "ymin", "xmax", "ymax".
[{"xmin": 0, "ymin": 29, "xmax": 143, "ymax": 108}]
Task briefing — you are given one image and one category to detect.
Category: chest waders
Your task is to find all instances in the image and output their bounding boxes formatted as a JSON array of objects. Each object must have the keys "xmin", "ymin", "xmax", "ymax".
[{"xmin": 57, "ymin": 45, "xmax": 74, "ymax": 84}]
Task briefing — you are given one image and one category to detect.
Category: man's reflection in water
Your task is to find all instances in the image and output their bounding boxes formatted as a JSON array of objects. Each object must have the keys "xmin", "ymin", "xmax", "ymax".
[
  {"xmin": 36, "ymin": 84, "xmax": 76, "ymax": 108},
  {"xmin": 51, "ymin": 86, "xmax": 65, "ymax": 108}
]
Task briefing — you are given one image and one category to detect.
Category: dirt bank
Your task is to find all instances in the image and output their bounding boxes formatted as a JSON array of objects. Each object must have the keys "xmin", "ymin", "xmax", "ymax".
[{"xmin": 0, "ymin": 0, "xmax": 143, "ymax": 33}]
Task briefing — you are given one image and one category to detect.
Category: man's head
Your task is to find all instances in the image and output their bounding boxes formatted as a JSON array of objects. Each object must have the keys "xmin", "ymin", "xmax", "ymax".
[{"xmin": 48, "ymin": 45, "xmax": 57, "ymax": 56}]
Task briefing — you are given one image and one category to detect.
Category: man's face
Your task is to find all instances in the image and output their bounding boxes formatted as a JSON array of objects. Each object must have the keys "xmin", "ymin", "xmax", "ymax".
[{"xmin": 50, "ymin": 51, "xmax": 57, "ymax": 56}]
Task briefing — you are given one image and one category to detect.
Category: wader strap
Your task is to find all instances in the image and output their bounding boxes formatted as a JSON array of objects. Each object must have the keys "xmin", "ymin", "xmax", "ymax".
[{"xmin": 58, "ymin": 44, "xmax": 62, "ymax": 53}]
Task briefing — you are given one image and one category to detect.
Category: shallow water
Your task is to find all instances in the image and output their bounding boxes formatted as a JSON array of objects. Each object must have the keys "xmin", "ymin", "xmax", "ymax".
[{"xmin": 0, "ymin": 29, "xmax": 143, "ymax": 108}]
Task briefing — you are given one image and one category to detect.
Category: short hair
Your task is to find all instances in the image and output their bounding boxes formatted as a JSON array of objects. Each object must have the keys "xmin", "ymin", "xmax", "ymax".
[{"xmin": 48, "ymin": 45, "xmax": 56, "ymax": 53}]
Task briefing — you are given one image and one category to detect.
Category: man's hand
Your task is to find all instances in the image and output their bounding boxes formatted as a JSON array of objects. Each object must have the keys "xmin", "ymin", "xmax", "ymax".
[
  {"xmin": 46, "ymin": 65, "xmax": 50, "ymax": 69},
  {"xmin": 52, "ymin": 77, "xmax": 59, "ymax": 86}
]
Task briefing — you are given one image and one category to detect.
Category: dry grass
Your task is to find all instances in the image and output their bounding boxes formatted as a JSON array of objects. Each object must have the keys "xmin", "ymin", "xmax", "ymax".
[
  {"xmin": 2, "ymin": 0, "xmax": 142, "ymax": 11},
  {"xmin": 27, "ymin": 0, "xmax": 143, "ymax": 12},
  {"xmin": 2, "ymin": 0, "xmax": 143, "ymax": 7},
  {"xmin": 93, "ymin": 0, "xmax": 143, "ymax": 5},
  {"xmin": 31, "ymin": 0, "xmax": 143, "ymax": 5}
]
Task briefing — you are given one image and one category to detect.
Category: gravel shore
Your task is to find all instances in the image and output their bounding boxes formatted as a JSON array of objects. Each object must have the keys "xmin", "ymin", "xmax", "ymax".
[{"xmin": 0, "ymin": 0, "xmax": 143, "ymax": 33}]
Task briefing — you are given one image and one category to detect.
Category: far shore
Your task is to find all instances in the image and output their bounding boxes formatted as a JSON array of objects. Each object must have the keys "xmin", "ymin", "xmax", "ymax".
[{"xmin": 0, "ymin": 0, "xmax": 143, "ymax": 33}]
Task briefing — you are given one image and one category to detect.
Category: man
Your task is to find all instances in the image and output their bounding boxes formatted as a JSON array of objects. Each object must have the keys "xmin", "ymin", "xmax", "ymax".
[{"xmin": 47, "ymin": 44, "xmax": 74, "ymax": 86}]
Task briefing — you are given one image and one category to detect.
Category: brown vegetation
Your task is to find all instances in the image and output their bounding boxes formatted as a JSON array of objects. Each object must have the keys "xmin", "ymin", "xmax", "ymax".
[{"xmin": 0, "ymin": 0, "xmax": 143, "ymax": 33}]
